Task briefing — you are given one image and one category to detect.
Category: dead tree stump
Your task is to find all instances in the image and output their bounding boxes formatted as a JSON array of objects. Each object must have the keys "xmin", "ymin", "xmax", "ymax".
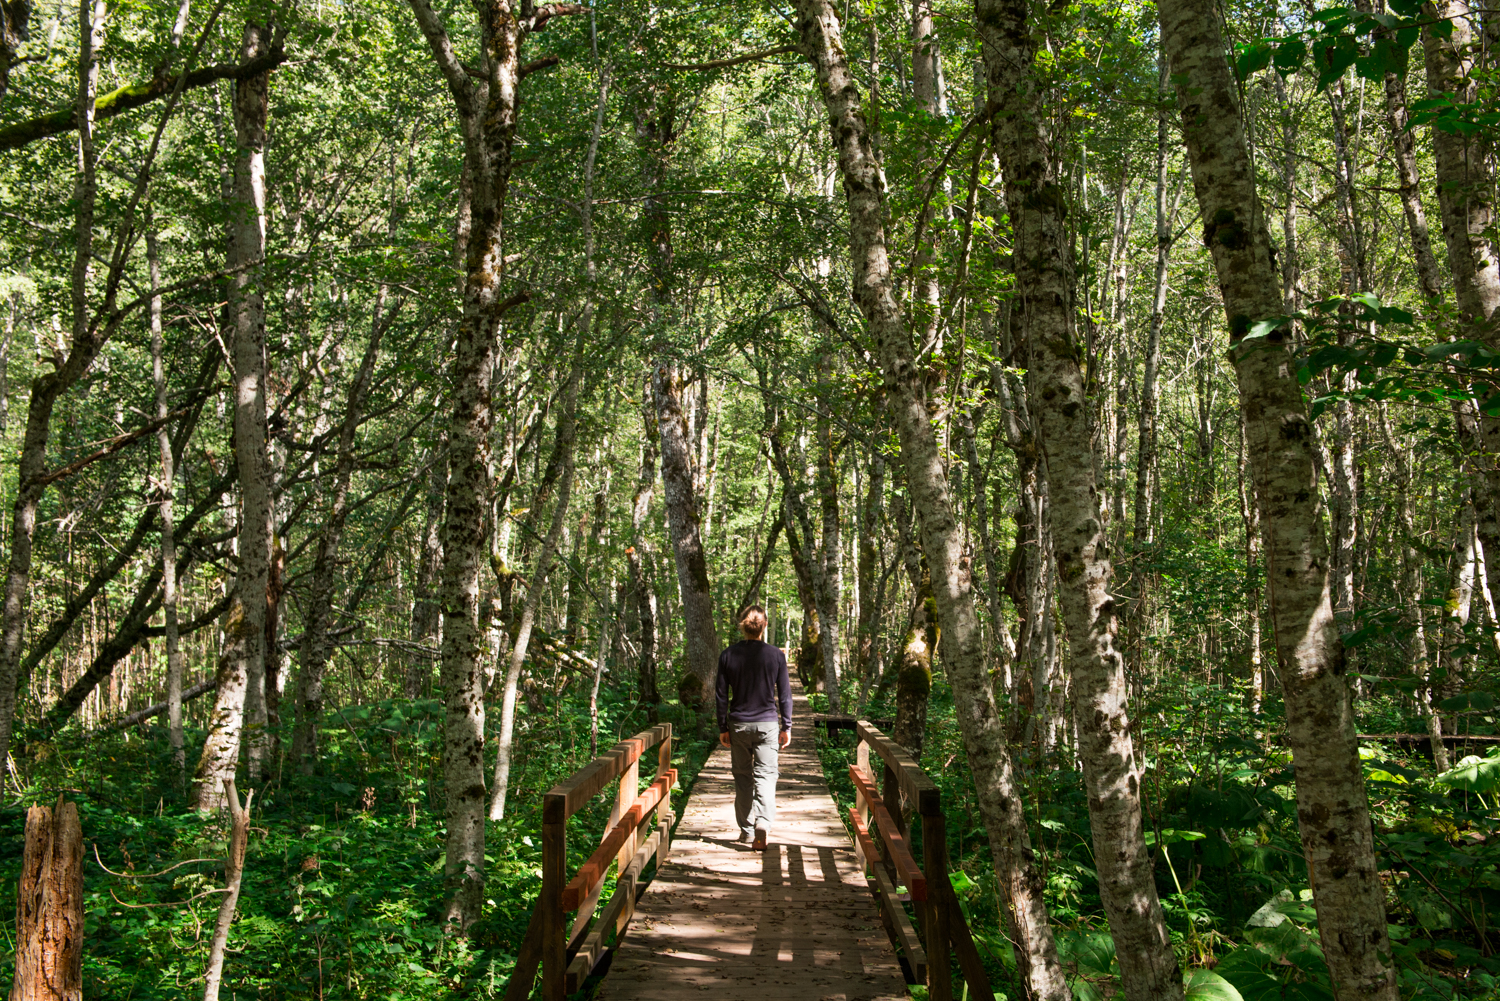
[{"xmin": 10, "ymin": 797, "xmax": 84, "ymax": 1001}]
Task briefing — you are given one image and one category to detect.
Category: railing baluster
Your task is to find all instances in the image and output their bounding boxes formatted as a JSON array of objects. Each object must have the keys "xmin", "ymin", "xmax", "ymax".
[
  {"xmin": 541, "ymin": 793, "xmax": 565, "ymax": 1001},
  {"xmin": 922, "ymin": 810, "xmax": 952, "ymax": 1001}
]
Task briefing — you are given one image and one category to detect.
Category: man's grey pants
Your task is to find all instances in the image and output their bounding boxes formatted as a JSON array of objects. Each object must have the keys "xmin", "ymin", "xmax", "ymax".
[{"xmin": 729, "ymin": 722, "xmax": 780, "ymax": 837}]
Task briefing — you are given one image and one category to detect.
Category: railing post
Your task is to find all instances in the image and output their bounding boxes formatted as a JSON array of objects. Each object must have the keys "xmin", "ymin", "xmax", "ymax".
[
  {"xmin": 541, "ymin": 792, "xmax": 566, "ymax": 1001},
  {"xmin": 922, "ymin": 809, "xmax": 952, "ymax": 1001},
  {"xmin": 616, "ymin": 742, "xmax": 640, "ymax": 873}
]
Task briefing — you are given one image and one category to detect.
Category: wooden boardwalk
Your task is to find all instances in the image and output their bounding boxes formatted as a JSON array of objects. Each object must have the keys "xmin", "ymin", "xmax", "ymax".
[{"xmin": 597, "ymin": 685, "xmax": 908, "ymax": 1001}]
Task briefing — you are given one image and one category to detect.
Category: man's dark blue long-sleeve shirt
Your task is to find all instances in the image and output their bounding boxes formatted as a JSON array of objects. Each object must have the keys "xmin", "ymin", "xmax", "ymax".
[{"xmin": 715, "ymin": 640, "xmax": 792, "ymax": 733}]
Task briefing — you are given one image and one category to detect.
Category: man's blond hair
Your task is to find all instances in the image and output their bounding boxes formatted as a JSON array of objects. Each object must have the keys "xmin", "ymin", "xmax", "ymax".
[{"xmin": 739, "ymin": 604, "xmax": 768, "ymax": 639}]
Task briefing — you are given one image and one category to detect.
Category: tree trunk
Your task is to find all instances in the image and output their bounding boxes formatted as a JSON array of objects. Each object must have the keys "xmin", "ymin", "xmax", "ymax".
[
  {"xmin": 1128, "ymin": 61, "xmax": 1172, "ymax": 679},
  {"xmin": 793, "ymin": 4, "xmax": 1068, "ymax": 997},
  {"xmin": 1379, "ymin": 405, "xmax": 1444, "ymax": 769},
  {"xmin": 1355, "ymin": 0, "xmax": 1442, "ymax": 302},
  {"xmin": 1158, "ymin": 2, "xmax": 1398, "ymax": 997},
  {"xmin": 407, "ymin": 0, "xmax": 565, "ymax": 934},
  {"xmin": 630, "ymin": 384, "xmax": 661, "ymax": 719},
  {"xmin": 814, "ymin": 383, "xmax": 843, "ymax": 711},
  {"xmin": 407, "ymin": 442, "xmax": 446, "ymax": 698},
  {"xmin": 491, "ymin": 368, "xmax": 579, "ymax": 821},
  {"xmin": 11, "ymin": 797, "xmax": 83, "ymax": 1001},
  {"xmin": 0, "ymin": 0, "xmax": 28, "ymax": 113},
  {"xmin": 195, "ymin": 21, "xmax": 273, "ymax": 812},
  {"xmin": 654, "ymin": 363, "xmax": 719, "ymax": 705},
  {"xmin": 202, "ymin": 781, "xmax": 253, "ymax": 1001},
  {"xmin": 0, "ymin": 0, "xmax": 105, "ymax": 760},
  {"xmin": 978, "ymin": 3, "xmax": 1180, "ymax": 994},
  {"xmin": 854, "ymin": 450, "xmax": 885, "ymax": 682},
  {"xmin": 147, "ymin": 224, "xmax": 185, "ymax": 778},
  {"xmin": 1237, "ymin": 415, "xmax": 1264, "ymax": 715},
  {"xmin": 289, "ymin": 292, "xmax": 389, "ymax": 774}
]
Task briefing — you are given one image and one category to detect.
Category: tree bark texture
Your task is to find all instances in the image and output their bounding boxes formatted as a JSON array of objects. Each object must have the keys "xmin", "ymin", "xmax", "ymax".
[
  {"xmin": 202, "ymin": 781, "xmax": 253, "ymax": 1001},
  {"xmin": 978, "ymin": 3, "xmax": 1181, "ymax": 996},
  {"xmin": 630, "ymin": 385, "xmax": 661, "ymax": 717},
  {"xmin": 0, "ymin": 0, "xmax": 28, "ymax": 113},
  {"xmin": 1158, "ymin": 2, "xmax": 1398, "ymax": 997},
  {"xmin": 195, "ymin": 21, "xmax": 273, "ymax": 811},
  {"xmin": 11, "ymin": 798, "xmax": 83, "ymax": 1001},
  {"xmin": 793, "ymin": 3, "xmax": 1068, "ymax": 997},
  {"xmin": 654, "ymin": 362, "xmax": 719, "ymax": 704},
  {"xmin": 406, "ymin": 0, "xmax": 555, "ymax": 933},
  {"xmin": 148, "ymin": 225, "xmax": 186, "ymax": 776}
]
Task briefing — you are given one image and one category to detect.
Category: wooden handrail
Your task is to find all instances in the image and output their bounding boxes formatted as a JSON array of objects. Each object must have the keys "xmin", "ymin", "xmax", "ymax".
[
  {"xmin": 856, "ymin": 720, "xmax": 940, "ymax": 815},
  {"xmin": 509, "ymin": 721, "xmax": 674, "ymax": 1001},
  {"xmin": 544, "ymin": 722, "xmax": 671, "ymax": 821},
  {"xmin": 852, "ymin": 721, "xmax": 991, "ymax": 1001},
  {"xmin": 561, "ymin": 769, "xmax": 675, "ymax": 910},
  {"xmin": 848, "ymin": 764, "xmax": 926, "ymax": 900}
]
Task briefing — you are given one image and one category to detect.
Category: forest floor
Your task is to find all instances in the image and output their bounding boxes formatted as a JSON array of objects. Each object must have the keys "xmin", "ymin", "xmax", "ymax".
[{"xmin": 596, "ymin": 683, "xmax": 906, "ymax": 1001}]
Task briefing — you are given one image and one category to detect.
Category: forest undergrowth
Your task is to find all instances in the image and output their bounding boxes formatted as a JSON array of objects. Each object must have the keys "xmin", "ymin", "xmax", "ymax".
[
  {"xmin": 816, "ymin": 673, "xmax": 1500, "ymax": 1001},
  {"xmin": 0, "ymin": 675, "xmax": 716, "ymax": 1000}
]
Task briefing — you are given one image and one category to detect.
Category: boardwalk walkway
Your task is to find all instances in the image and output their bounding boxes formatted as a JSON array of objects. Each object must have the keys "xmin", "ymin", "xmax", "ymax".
[{"xmin": 597, "ymin": 684, "xmax": 908, "ymax": 1001}]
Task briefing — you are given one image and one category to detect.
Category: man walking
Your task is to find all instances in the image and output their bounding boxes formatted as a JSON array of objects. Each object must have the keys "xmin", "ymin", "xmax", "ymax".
[{"xmin": 716, "ymin": 605, "xmax": 792, "ymax": 851}]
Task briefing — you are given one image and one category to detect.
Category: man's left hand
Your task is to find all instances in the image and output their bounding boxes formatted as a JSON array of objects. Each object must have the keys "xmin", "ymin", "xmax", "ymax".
[{"xmin": 719, "ymin": 731, "xmax": 731, "ymax": 748}]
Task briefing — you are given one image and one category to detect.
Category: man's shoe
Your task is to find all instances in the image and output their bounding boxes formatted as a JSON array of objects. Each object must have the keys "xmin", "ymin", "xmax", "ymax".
[
  {"xmin": 736, "ymin": 830, "xmax": 752, "ymax": 844},
  {"xmin": 752, "ymin": 829, "xmax": 768, "ymax": 852}
]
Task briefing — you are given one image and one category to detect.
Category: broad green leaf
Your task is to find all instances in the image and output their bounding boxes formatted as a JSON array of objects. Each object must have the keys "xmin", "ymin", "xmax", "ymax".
[{"xmin": 1184, "ymin": 969, "xmax": 1244, "ymax": 1001}]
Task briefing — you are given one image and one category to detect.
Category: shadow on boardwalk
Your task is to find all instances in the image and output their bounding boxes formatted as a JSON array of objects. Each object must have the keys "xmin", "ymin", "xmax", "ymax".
[{"xmin": 597, "ymin": 684, "xmax": 907, "ymax": 1001}]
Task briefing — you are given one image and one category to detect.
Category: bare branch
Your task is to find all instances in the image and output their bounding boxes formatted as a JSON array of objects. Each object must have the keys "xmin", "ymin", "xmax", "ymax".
[{"xmin": 663, "ymin": 45, "xmax": 801, "ymax": 71}]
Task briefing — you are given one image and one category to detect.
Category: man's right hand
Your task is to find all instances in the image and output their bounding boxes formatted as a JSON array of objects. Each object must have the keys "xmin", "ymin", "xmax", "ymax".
[
  {"xmin": 779, "ymin": 730, "xmax": 791, "ymax": 749},
  {"xmin": 719, "ymin": 731, "xmax": 731, "ymax": 748}
]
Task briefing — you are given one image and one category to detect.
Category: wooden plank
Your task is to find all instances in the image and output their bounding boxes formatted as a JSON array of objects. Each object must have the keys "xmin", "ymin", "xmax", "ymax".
[
  {"xmin": 502, "ymin": 906, "xmax": 544, "ymax": 1001},
  {"xmin": 541, "ymin": 815, "xmax": 566, "ymax": 1001},
  {"xmin": 615, "ymin": 754, "xmax": 640, "ymax": 874},
  {"xmin": 544, "ymin": 724, "xmax": 670, "ymax": 820},
  {"xmin": 870, "ymin": 859, "xmax": 927, "ymax": 982},
  {"xmin": 857, "ymin": 721, "xmax": 941, "ymax": 816},
  {"xmin": 848, "ymin": 806, "xmax": 879, "ymax": 875},
  {"xmin": 560, "ymin": 770, "xmax": 675, "ymax": 911},
  {"xmin": 923, "ymin": 812, "xmax": 952, "ymax": 1001},
  {"xmin": 848, "ymin": 764, "xmax": 926, "ymax": 901},
  {"xmin": 564, "ymin": 828, "xmax": 663, "ymax": 992},
  {"xmin": 945, "ymin": 894, "xmax": 996, "ymax": 1000}
]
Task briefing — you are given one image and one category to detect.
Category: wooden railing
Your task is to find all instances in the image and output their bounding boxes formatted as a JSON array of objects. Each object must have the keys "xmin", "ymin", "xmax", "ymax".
[
  {"xmin": 849, "ymin": 721, "xmax": 994, "ymax": 1001},
  {"xmin": 505, "ymin": 722, "xmax": 675, "ymax": 1001}
]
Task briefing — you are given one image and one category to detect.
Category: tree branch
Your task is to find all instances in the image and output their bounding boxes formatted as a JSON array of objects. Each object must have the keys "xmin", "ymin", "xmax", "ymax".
[
  {"xmin": 663, "ymin": 45, "xmax": 801, "ymax": 71},
  {"xmin": 0, "ymin": 46, "xmax": 287, "ymax": 152}
]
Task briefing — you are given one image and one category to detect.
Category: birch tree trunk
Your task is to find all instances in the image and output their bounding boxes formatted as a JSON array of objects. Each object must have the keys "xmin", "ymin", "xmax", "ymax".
[
  {"xmin": 630, "ymin": 385, "xmax": 661, "ymax": 720},
  {"xmin": 407, "ymin": 445, "xmax": 446, "ymax": 698},
  {"xmin": 654, "ymin": 363, "xmax": 719, "ymax": 704},
  {"xmin": 978, "ymin": 3, "xmax": 1180, "ymax": 995},
  {"xmin": 194, "ymin": 21, "xmax": 273, "ymax": 812},
  {"xmin": 202, "ymin": 782, "xmax": 253, "ymax": 1001},
  {"xmin": 289, "ymin": 293, "xmax": 389, "ymax": 774},
  {"xmin": 794, "ymin": 4, "xmax": 1068, "ymax": 996},
  {"xmin": 854, "ymin": 450, "xmax": 885, "ymax": 681},
  {"xmin": 490, "ymin": 369, "xmax": 578, "ymax": 821},
  {"xmin": 406, "ymin": 0, "xmax": 571, "ymax": 933},
  {"xmin": 147, "ymin": 224, "xmax": 185, "ymax": 778},
  {"xmin": 1423, "ymin": 0, "xmax": 1500, "ymax": 609},
  {"xmin": 0, "ymin": 0, "xmax": 104, "ymax": 760},
  {"xmin": 814, "ymin": 382, "xmax": 843, "ymax": 711},
  {"xmin": 1159, "ymin": 2, "xmax": 1398, "ymax": 996}
]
